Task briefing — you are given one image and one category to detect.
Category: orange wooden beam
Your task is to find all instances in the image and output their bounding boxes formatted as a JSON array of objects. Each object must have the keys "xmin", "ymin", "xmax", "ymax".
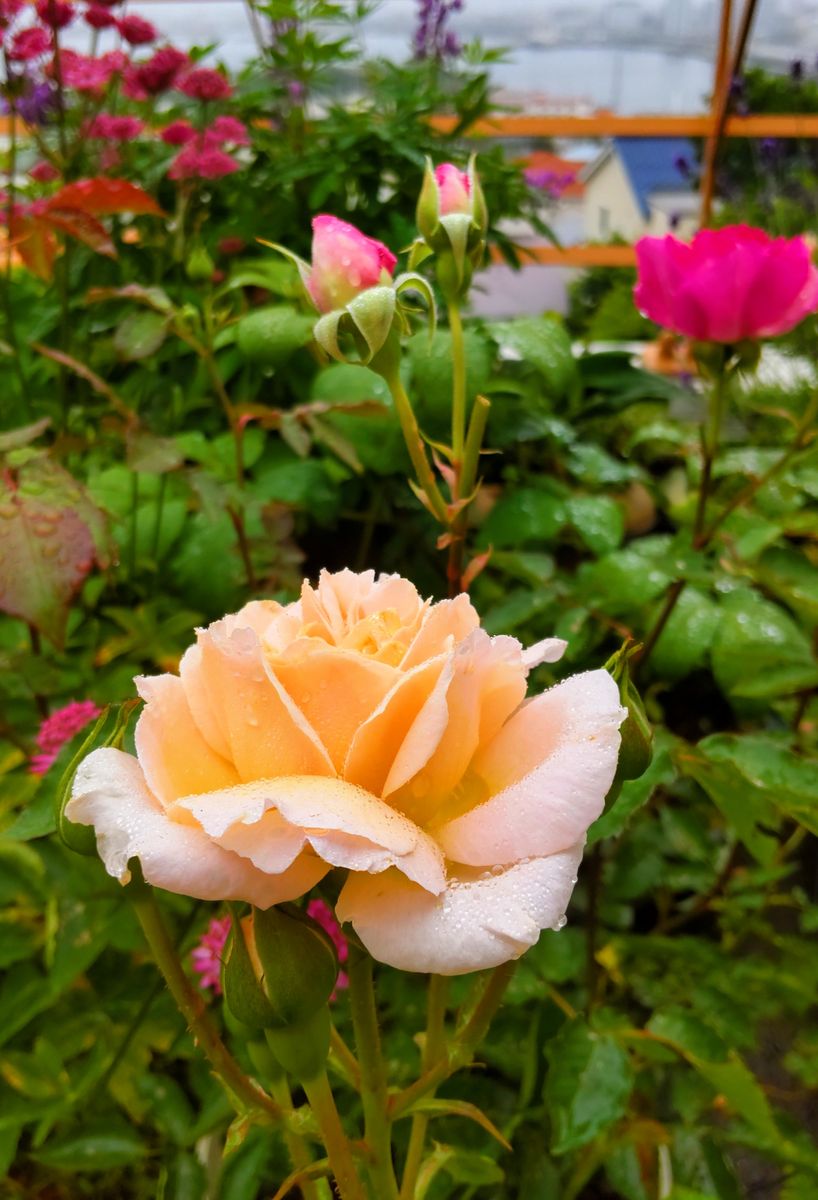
[
  {"xmin": 490, "ymin": 244, "xmax": 637, "ymax": 267},
  {"xmin": 429, "ymin": 113, "xmax": 818, "ymax": 139}
]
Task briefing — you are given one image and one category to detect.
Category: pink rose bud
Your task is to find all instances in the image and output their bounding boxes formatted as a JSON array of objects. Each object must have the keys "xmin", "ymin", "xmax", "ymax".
[
  {"xmin": 634, "ymin": 224, "xmax": 818, "ymax": 343},
  {"xmin": 434, "ymin": 162, "xmax": 471, "ymax": 215},
  {"xmin": 306, "ymin": 214, "xmax": 397, "ymax": 314}
]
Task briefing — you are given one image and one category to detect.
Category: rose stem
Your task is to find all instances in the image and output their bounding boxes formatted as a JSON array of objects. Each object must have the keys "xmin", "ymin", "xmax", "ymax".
[
  {"xmin": 448, "ymin": 300, "xmax": 467, "ymax": 466},
  {"xmin": 269, "ymin": 1076, "xmax": 332, "ymax": 1200},
  {"xmin": 346, "ymin": 942, "xmax": 400, "ymax": 1198},
  {"xmin": 637, "ymin": 364, "xmax": 728, "ymax": 673},
  {"xmin": 390, "ymin": 961, "xmax": 516, "ymax": 1120},
  {"xmin": 383, "ymin": 371, "xmax": 450, "ymax": 526},
  {"xmin": 301, "ymin": 1070, "xmax": 368, "ymax": 1200},
  {"xmin": 127, "ymin": 869, "xmax": 283, "ymax": 1123},
  {"xmin": 399, "ymin": 974, "xmax": 449, "ymax": 1199},
  {"xmin": 448, "ymin": 395, "xmax": 490, "ymax": 596}
]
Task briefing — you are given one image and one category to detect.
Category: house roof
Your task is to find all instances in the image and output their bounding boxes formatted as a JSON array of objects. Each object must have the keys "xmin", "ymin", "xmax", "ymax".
[{"xmin": 583, "ymin": 138, "xmax": 694, "ymax": 216}]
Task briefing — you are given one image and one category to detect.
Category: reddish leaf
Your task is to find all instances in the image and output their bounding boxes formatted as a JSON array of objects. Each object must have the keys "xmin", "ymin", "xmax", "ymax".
[
  {"xmin": 47, "ymin": 178, "xmax": 164, "ymax": 218},
  {"xmin": 8, "ymin": 213, "xmax": 57, "ymax": 281},
  {"xmin": 0, "ymin": 464, "xmax": 100, "ymax": 647},
  {"xmin": 42, "ymin": 205, "xmax": 116, "ymax": 258}
]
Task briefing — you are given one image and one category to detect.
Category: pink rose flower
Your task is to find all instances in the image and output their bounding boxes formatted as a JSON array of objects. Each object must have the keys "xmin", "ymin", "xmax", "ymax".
[
  {"xmin": 66, "ymin": 570, "xmax": 624, "ymax": 975},
  {"xmin": 177, "ymin": 66, "xmax": 232, "ymax": 101},
  {"xmin": 307, "ymin": 215, "xmax": 397, "ymax": 314},
  {"xmin": 434, "ymin": 162, "xmax": 471, "ymax": 215},
  {"xmin": 30, "ymin": 699, "xmax": 101, "ymax": 775},
  {"xmin": 117, "ymin": 13, "xmax": 156, "ymax": 45},
  {"xmin": 634, "ymin": 225, "xmax": 818, "ymax": 343},
  {"xmin": 8, "ymin": 25, "xmax": 51, "ymax": 62}
]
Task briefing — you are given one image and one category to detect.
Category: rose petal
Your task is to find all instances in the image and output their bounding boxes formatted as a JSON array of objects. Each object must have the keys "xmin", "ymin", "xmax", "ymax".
[
  {"xmin": 336, "ymin": 846, "xmax": 585, "ymax": 974},
  {"xmin": 400, "ymin": 593, "xmax": 479, "ymax": 669},
  {"xmin": 272, "ymin": 647, "xmax": 398, "ymax": 772},
  {"xmin": 195, "ymin": 621, "xmax": 336, "ymax": 780},
  {"xmin": 135, "ymin": 673, "xmax": 240, "ymax": 804},
  {"xmin": 66, "ymin": 748, "xmax": 321, "ymax": 906},
  {"xmin": 172, "ymin": 774, "xmax": 446, "ymax": 894},
  {"xmin": 521, "ymin": 637, "xmax": 567, "ymax": 670},
  {"xmin": 434, "ymin": 670, "xmax": 624, "ymax": 866},
  {"xmin": 387, "ymin": 632, "xmax": 527, "ymax": 825}
]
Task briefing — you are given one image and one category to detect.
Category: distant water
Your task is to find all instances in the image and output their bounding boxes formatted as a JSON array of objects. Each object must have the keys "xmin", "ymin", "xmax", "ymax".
[{"xmin": 63, "ymin": 4, "xmax": 714, "ymax": 115}]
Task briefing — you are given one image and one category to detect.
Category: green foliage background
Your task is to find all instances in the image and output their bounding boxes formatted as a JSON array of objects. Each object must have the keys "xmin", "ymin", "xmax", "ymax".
[{"xmin": 1, "ymin": 6, "xmax": 817, "ymax": 1199}]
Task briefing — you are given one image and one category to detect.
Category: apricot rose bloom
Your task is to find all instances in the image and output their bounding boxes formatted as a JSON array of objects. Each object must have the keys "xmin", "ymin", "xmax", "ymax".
[{"xmin": 67, "ymin": 571, "xmax": 625, "ymax": 975}]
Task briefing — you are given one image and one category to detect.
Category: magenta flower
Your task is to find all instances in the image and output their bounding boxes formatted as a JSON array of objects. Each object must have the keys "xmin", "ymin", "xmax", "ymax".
[
  {"xmin": 191, "ymin": 915, "xmax": 231, "ymax": 994},
  {"xmin": 634, "ymin": 225, "xmax": 818, "ymax": 343},
  {"xmin": 160, "ymin": 119, "xmax": 195, "ymax": 146},
  {"xmin": 168, "ymin": 143, "xmax": 240, "ymax": 181},
  {"xmin": 177, "ymin": 66, "xmax": 232, "ymax": 101},
  {"xmin": 30, "ymin": 700, "xmax": 101, "ymax": 776},
  {"xmin": 306, "ymin": 215, "xmax": 397, "ymax": 314},
  {"xmin": 29, "ymin": 159, "xmax": 60, "ymax": 182},
  {"xmin": 307, "ymin": 899, "xmax": 349, "ymax": 996},
  {"xmin": 57, "ymin": 48, "xmax": 125, "ymax": 92},
  {"xmin": 123, "ymin": 46, "xmax": 188, "ymax": 98},
  {"xmin": 434, "ymin": 162, "xmax": 471, "ymax": 215},
  {"xmin": 87, "ymin": 112, "xmax": 144, "ymax": 140},
  {"xmin": 36, "ymin": 0, "xmax": 74, "ymax": 27},
  {"xmin": 8, "ymin": 25, "xmax": 51, "ymax": 62},
  {"xmin": 117, "ymin": 13, "xmax": 156, "ymax": 45},
  {"xmin": 84, "ymin": 4, "xmax": 117, "ymax": 29},
  {"xmin": 209, "ymin": 115, "xmax": 250, "ymax": 146}
]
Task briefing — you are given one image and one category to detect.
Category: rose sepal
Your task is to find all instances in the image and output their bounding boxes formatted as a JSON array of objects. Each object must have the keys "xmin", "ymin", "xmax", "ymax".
[{"xmin": 264, "ymin": 1007, "xmax": 332, "ymax": 1083}]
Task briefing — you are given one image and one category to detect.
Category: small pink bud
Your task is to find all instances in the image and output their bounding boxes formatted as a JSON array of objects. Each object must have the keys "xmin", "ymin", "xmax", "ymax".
[
  {"xmin": 306, "ymin": 214, "xmax": 397, "ymax": 314},
  {"xmin": 434, "ymin": 162, "xmax": 471, "ymax": 216}
]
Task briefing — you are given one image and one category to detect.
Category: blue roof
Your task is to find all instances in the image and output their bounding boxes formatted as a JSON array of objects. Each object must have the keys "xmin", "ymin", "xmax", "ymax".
[{"xmin": 613, "ymin": 138, "xmax": 693, "ymax": 216}]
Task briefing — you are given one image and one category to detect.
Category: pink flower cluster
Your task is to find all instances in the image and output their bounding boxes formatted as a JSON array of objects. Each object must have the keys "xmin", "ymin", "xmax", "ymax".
[
  {"xmin": 30, "ymin": 700, "xmax": 101, "ymax": 775},
  {"xmin": 164, "ymin": 116, "xmax": 249, "ymax": 181},
  {"xmin": 190, "ymin": 901, "xmax": 349, "ymax": 998},
  {"xmin": 57, "ymin": 48, "xmax": 126, "ymax": 93},
  {"xmin": 87, "ymin": 113, "xmax": 144, "ymax": 141}
]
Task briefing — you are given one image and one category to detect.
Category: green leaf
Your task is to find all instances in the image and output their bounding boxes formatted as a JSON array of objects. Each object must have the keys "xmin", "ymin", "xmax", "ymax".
[
  {"xmin": 0, "ymin": 459, "xmax": 102, "ymax": 646},
  {"xmin": 752, "ymin": 545, "xmax": 818, "ymax": 626},
  {"xmin": 578, "ymin": 539, "xmax": 674, "ymax": 617},
  {"xmin": 693, "ymin": 734, "xmax": 818, "ymax": 837},
  {"xmin": 407, "ymin": 327, "xmax": 492, "ymax": 426},
  {"xmin": 113, "ymin": 310, "xmax": 169, "ymax": 361},
  {"xmin": 650, "ymin": 587, "xmax": 721, "ymax": 681},
  {"xmin": 565, "ymin": 494, "xmax": 624, "ymax": 555},
  {"xmin": 491, "ymin": 314, "xmax": 577, "ymax": 399},
  {"xmin": 33, "ymin": 1126, "xmax": 147, "ymax": 1171},
  {"xmin": 676, "ymin": 742, "xmax": 780, "ymax": 864},
  {"xmin": 544, "ymin": 1019, "xmax": 634, "ymax": 1154},
  {"xmin": 711, "ymin": 588, "xmax": 818, "ymax": 701},
  {"xmin": 236, "ymin": 305, "xmax": 314, "ymax": 367},
  {"xmin": 478, "ymin": 488, "xmax": 565, "ymax": 548}
]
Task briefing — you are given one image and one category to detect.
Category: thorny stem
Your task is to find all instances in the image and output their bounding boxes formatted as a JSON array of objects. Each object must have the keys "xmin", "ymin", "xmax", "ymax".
[
  {"xmin": 637, "ymin": 369, "xmax": 727, "ymax": 675},
  {"xmin": 384, "ymin": 372, "xmax": 449, "ymax": 526},
  {"xmin": 270, "ymin": 1076, "xmax": 331, "ymax": 1200},
  {"xmin": 399, "ymin": 976, "xmax": 449, "ymax": 1199},
  {"xmin": 301, "ymin": 1071, "xmax": 367, "ymax": 1200},
  {"xmin": 448, "ymin": 300, "xmax": 467, "ymax": 465},
  {"xmin": 390, "ymin": 961, "xmax": 516, "ymax": 1121},
  {"xmin": 347, "ymin": 944, "xmax": 399, "ymax": 1199},
  {"xmin": 127, "ymin": 870, "xmax": 283, "ymax": 1124},
  {"xmin": 447, "ymin": 395, "xmax": 490, "ymax": 596}
]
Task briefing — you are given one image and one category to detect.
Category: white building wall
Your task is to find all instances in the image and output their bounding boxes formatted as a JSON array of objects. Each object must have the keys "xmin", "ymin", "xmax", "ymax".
[{"xmin": 582, "ymin": 155, "xmax": 644, "ymax": 242}]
